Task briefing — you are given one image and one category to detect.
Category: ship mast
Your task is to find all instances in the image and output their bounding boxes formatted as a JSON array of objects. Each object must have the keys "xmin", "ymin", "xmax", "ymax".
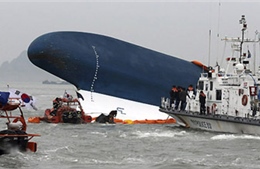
[{"xmin": 239, "ymin": 15, "xmax": 247, "ymax": 63}]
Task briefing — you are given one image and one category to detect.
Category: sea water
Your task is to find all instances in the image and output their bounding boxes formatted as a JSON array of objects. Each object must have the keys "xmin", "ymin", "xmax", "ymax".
[{"xmin": 0, "ymin": 82, "xmax": 260, "ymax": 169}]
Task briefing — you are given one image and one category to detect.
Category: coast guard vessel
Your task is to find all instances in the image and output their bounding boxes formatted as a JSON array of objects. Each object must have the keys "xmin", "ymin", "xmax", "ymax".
[
  {"xmin": 27, "ymin": 27, "xmax": 205, "ymax": 122},
  {"xmin": 160, "ymin": 15, "xmax": 260, "ymax": 135}
]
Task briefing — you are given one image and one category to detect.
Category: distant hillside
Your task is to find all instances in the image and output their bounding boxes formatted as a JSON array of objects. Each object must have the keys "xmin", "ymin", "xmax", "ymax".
[{"xmin": 0, "ymin": 51, "xmax": 60, "ymax": 83}]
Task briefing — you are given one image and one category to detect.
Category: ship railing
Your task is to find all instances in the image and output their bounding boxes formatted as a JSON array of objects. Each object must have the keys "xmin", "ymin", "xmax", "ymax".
[
  {"xmin": 201, "ymin": 73, "xmax": 208, "ymax": 78},
  {"xmin": 201, "ymin": 72, "xmax": 228, "ymax": 78},
  {"xmin": 161, "ymin": 97, "xmax": 171, "ymax": 110}
]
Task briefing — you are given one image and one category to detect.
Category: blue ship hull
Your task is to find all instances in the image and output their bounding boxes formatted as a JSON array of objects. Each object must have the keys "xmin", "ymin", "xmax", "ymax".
[{"xmin": 27, "ymin": 32, "xmax": 202, "ymax": 106}]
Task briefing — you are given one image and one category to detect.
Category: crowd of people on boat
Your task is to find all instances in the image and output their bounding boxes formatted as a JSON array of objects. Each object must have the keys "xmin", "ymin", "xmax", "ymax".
[
  {"xmin": 169, "ymin": 84, "xmax": 206, "ymax": 114},
  {"xmin": 169, "ymin": 85, "xmax": 194, "ymax": 111}
]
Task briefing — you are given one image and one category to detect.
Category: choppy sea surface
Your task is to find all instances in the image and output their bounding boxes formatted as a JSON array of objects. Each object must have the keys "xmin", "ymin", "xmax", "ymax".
[{"xmin": 1, "ymin": 82, "xmax": 260, "ymax": 169}]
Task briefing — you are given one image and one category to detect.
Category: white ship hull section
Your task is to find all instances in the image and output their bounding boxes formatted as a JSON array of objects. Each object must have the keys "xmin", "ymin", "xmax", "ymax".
[
  {"xmin": 178, "ymin": 115, "xmax": 260, "ymax": 135},
  {"xmin": 77, "ymin": 90, "xmax": 169, "ymax": 120}
]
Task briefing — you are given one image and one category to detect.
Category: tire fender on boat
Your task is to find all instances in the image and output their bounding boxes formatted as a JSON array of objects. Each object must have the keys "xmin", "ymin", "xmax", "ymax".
[{"xmin": 242, "ymin": 95, "xmax": 248, "ymax": 106}]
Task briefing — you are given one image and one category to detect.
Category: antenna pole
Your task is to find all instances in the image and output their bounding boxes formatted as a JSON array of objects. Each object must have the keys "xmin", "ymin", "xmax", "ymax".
[
  {"xmin": 239, "ymin": 15, "xmax": 247, "ymax": 63},
  {"xmin": 208, "ymin": 29, "xmax": 211, "ymax": 66}
]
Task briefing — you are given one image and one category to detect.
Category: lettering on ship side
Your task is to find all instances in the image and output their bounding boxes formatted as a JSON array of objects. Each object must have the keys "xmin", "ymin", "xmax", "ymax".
[{"xmin": 190, "ymin": 119, "xmax": 212, "ymax": 129}]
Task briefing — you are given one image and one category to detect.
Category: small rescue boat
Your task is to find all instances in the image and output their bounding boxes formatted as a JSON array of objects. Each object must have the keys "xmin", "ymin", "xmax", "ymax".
[
  {"xmin": 0, "ymin": 92, "xmax": 40, "ymax": 155},
  {"xmin": 30, "ymin": 94, "xmax": 92, "ymax": 124}
]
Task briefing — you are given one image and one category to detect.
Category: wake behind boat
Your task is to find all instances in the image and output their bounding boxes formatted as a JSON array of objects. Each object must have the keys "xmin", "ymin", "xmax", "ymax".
[
  {"xmin": 160, "ymin": 15, "xmax": 260, "ymax": 135},
  {"xmin": 27, "ymin": 29, "xmax": 205, "ymax": 121}
]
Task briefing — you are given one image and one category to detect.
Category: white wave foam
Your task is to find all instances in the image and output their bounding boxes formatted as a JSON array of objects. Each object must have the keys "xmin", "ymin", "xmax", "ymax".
[
  {"xmin": 132, "ymin": 130, "xmax": 186, "ymax": 138},
  {"xmin": 44, "ymin": 146, "xmax": 71, "ymax": 153},
  {"xmin": 211, "ymin": 134, "xmax": 260, "ymax": 140},
  {"xmin": 90, "ymin": 131, "xmax": 107, "ymax": 137}
]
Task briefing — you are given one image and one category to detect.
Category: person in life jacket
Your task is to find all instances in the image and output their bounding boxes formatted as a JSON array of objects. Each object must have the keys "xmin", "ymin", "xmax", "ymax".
[
  {"xmin": 169, "ymin": 85, "xmax": 178, "ymax": 109},
  {"xmin": 50, "ymin": 97, "xmax": 62, "ymax": 116}
]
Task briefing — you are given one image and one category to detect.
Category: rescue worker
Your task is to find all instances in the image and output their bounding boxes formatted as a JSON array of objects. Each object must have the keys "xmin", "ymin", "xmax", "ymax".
[
  {"xmin": 186, "ymin": 84, "xmax": 195, "ymax": 111},
  {"xmin": 199, "ymin": 91, "xmax": 206, "ymax": 115},
  {"xmin": 179, "ymin": 87, "xmax": 187, "ymax": 111},
  {"xmin": 174, "ymin": 86, "xmax": 181, "ymax": 110},
  {"xmin": 169, "ymin": 85, "xmax": 178, "ymax": 109}
]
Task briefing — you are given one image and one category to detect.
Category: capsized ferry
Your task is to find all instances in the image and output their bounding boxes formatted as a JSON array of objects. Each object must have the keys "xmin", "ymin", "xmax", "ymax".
[
  {"xmin": 27, "ymin": 29, "xmax": 205, "ymax": 122},
  {"xmin": 160, "ymin": 15, "xmax": 260, "ymax": 135}
]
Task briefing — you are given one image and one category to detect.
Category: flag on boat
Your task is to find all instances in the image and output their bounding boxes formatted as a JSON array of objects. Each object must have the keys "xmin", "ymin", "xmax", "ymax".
[
  {"xmin": 9, "ymin": 89, "xmax": 22, "ymax": 98},
  {"xmin": 63, "ymin": 90, "xmax": 73, "ymax": 100},
  {"xmin": 248, "ymin": 50, "xmax": 251, "ymax": 58},
  {"xmin": 28, "ymin": 96, "xmax": 38, "ymax": 110},
  {"xmin": 21, "ymin": 93, "xmax": 30, "ymax": 103},
  {"xmin": 76, "ymin": 91, "xmax": 84, "ymax": 101},
  {"xmin": 0, "ymin": 92, "xmax": 10, "ymax": 105},
  {"xmin": 8, "ymin": 89, "xmax": 37, "ymax": 110}
]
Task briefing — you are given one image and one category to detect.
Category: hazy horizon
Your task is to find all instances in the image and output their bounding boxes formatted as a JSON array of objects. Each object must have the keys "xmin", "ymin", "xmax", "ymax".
[{"xmin": 1, "ymin": 1, "xmax": 260, "ymax": 67}]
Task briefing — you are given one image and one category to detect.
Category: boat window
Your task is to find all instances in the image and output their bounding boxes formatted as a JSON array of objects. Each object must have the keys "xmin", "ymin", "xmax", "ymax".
[
  {"xmin": 205, "ymin": 84, "xmax": 208, "ymax": 91},
  {"xmin": 198, "ymin": 81, "xmax": 204, "ymax": 90},
  {"xmin": 239, "ymin": 89, "xmax": 244, "ymax": 96},
  {"xmin": 216, "ymin": 90, "xmax": 222, "ymax": 100},
  {"xmin": 208, "ymin": 72, "xmax": 212, "ymax": 78},
  {"xmin": 210, "ymin": 81, "xmax": 213, "ymax": 91}
]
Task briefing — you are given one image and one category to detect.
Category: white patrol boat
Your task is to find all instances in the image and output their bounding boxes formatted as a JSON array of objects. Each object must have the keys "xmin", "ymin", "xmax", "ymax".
[{"xmin": 160, "ymin": 15, "xmax": 260, "ymax": 135}]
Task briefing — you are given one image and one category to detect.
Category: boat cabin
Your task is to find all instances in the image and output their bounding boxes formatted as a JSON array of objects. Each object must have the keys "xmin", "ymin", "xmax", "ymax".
[{"xmin": 190, "ymin": 62, "xmax": 260, "ymax": 118}]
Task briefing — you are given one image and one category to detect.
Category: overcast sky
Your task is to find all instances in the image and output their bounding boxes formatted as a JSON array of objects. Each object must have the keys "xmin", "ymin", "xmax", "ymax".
[{"xmin": 0, "ymin": 1, "xmax": 259, "ymax": 66}]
